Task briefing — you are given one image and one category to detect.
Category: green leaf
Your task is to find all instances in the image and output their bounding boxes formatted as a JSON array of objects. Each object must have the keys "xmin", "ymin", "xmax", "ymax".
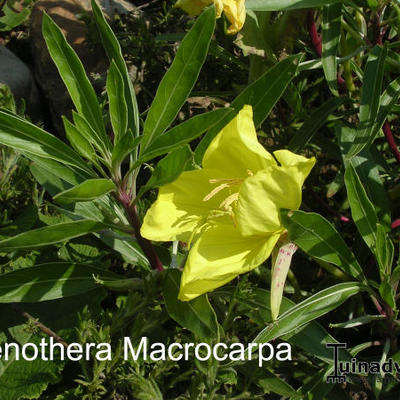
[
  {"xmin": 379, "ymin": 278, "xmax": 396, "ymax": 309},
  {"xmin": 246, "ymin": 0, "xmax": 339, "ymax": 11},
  {"xmin": 42, "ymin": 13, "xmax": 110, "ymax": 151},
  {"xmin": 163, "ymin": 269, "xmax": 218, "ymax": 338},
  {"xmin": 112, "ymin": 133, "xmax": 142, "ymax": 172},
  {"xmin": 281, "ymin": 210, "xmax": 366, "ymax": 283},
  {"xmin": 253, "ymin": 282, "xmax": 368, "ymax": 343},
  {"xmin": 344, "ymin": 162, "xmax": 378, "ymax": 250},
  {"xmin": 338, "ymin": 124, "xmax": 391, "ymax": 229},
  {"xmin": 322, "ymin": 2, "xmax": 342, "ymax": 96},
  {"xmin": 138, "ymin": 108, "xmax": 232, "ymax": 165},
  {"xmin": 0, "ymin": 3, "xmax": 31, "ymax": 31},
  {"xmin": 71, "ymin": 111, "xmax": 108, "ymax": 156},
  {"xmin": 373, "ymin": 75, "xmax": 400, "ymax": 142},
  {"xmin": 255, "ymin": 370, "xmax": 300, "ymax": 398},
  {"xmin": 0, "ymin": 220, "xmax": 106, "ymax": 251},
  {"xmin": 194, "ymin": 54, "xmax": 302, "ymax": 164},
  {"xmin": 347, "ymin": 45, "xmax": 387, "ymax": 158},
  {"xmin": 53, "ymin": 179, "xmax": 116, "ymax": 205},
  {"xmin": 91, "ymin": 0, "xmax": 139, "ymax": 137},
  {"xmin": 0, "ymin": 262, "xmax": 118, "ymax": 302},
  {"xmin": 138, "ymin": 146, "xmax": 191, "ymax": 197},
  {"xmin": 376, "ymin": 224, "xmax": 394, "ymax": 280},
  {"xmin": 62, "ymin": 116, "xmax": 96, "ymax": 162},
  {"xmin": 107, "ymin": 60, "xmax": 128, "ymax": 142},
  {"xmin": 0, "ymin": 110, "xmax": 93, "ymax": 176},
  {"xmin": 235, "ymin": 287, "xmax": 353, "ymax": 364},
  {"xmin": 141, "ymin": 5, "xmax": 216, "ymax": 151},
  {"xmin": 288, "ymin": 97, "xmax": 345, "ymax": 152}
]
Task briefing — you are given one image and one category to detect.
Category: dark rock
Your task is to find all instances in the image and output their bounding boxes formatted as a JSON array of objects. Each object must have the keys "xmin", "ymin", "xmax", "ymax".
[
  {"xmin": 30, "ymin": 0, "xmax": 138, "ymax": 134},
  {"xmin": 0, "ymin": 44, "xmax": 42, "ymax": 120}
]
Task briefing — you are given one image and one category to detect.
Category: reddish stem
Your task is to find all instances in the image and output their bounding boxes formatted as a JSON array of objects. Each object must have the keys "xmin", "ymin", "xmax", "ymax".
[
  {"xmin": 383, "ymin": 122, "xmax": 400, "ymax": 164},
  {"xmin": 118, "ymin": 191, "xmax": 164, "ymax": 272},
  {"xmin": 392, "ymin": 219, "xmax": 400, "ymax": 230},
  {"xmin": 308, "ymin": 11, "xmax": 322, "ymax": 57}
]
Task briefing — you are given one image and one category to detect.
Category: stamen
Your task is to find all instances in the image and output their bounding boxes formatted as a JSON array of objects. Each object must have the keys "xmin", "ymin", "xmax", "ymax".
[
  {"xmin": 203, "ymin": 183, "xmax": 230, "ymax": 202},
  {"xmin": 247, "ymin": 169, "xmax": 253, "ymax": 176},
  {"xmin": 219, "ymin": 193, "xmax": 239, "ymax": 210}
]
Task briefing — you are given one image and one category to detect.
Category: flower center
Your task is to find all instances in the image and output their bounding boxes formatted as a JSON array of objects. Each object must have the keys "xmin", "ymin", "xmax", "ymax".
[{"xmin": 202, "ymin": 170, "xmax": 253, "ymax": 225}]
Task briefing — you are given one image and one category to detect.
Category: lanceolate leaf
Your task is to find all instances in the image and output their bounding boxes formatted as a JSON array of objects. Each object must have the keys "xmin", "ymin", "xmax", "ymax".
[
  {"xmin": 0, "ymin": 110, "xmax": 93, "ymax": 176},
  {"xmin": 42, "ymin": 13, "xmax": 109, "ymax": 149},
  {"xmin": 91, "ymin": 0, "xmax": 139, "ymax": 137},
  {"xmin": 163, "ymin": 269, "xmax": 218, "ymax": 338},
  {"xmin": 347, "ymin": 45, "xmax": 387, "ymax": 158},
  {"xmin": 338, "ymin": 124, "xmax": 391, "ymax": 229},
  {"xmin": 246, "ymin": 0, "xmax": 339, "ymax": 11},
  {"xmin": 53, "ymin": 179, "xmax": 116, "ymax": 205},
  {"xmin": 0, "ymin": 220, "xmax": 106, "ymax": 251},
  {"xmin": 138, "ymin": 108, "xmax": 232, "ymax": 165},
  {"xmin": 195, "ymin": 54, "xmax": 302, "ymax": 164},
  {"xmin": 374, "ymin": 75, "xmax": 400, "ymax": 141},
  {"xmin": 344, "ymin": 163, "xmax": 378, "ymax": 250},
  {"xmin": 322, "ymin": 2, "xmax": 342, "ymax": 96},
  {"xmin": 141, "ymin": 5, "xmax": 216, "ymax": 151},
  {"xmin": 0, "ymin": 263, "xmax": 119, "ymax": 302},
  {"xmin": 288, "ymin": 97, "xmax": 345, "ymax": 152},
  {"xmin": 107, "ymin": 60, "xmax": 128, "ymax": 142},
  {"xmin": 281, "ymin": 210, "xmax": 366, "ymax": 283},
  {"xmin": 253, "ymin": 282, "xmax": 368, "ymax": 343},
  {"xmin": 62, "ymin": 116, "xmax": 96, "ymax": 162},
  {"xmin": 138, "ymin": 147, "xmax": 192, "ymax": 197}
]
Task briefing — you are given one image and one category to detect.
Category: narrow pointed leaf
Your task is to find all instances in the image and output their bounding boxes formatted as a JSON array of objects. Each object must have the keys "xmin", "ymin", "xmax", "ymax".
[
  {"xmin": 254, "ymin": 282, "xmax": 368, "ymax": 343},
  {"xmin": 0, "ymin": 262, "xmax": 119, "ymax": 302},
  {"xmin": 53, "ymin": 179, "xmax": 116, "ymax": 205},
  {"xmin": 376, "ymin": 224, "xmax": 394, "ymax": 280},
  {"xmin": 281, "ymin": 210, "xmax": 366, "ymax": 283},
  {"xmin": 347, "ymin": 45, "xmax": 387, "ymax": 158},
  {"xmin": 288, "ymin": 97, "xmax": 345, "ymax": 152},
  {"xmin": 138, "ymin": 108, "xmax": 232, "ymax": 165},
  {"xmin": 246, "ymin": 0, "xmax": 339, "ymax": 11},
  {"xmin": 141, "ymin": 6, "xmax": 216, "ymax": 151},
  {"xmin": 338, "ymin": 124, "xmax": 391, "ymax": 228},
  {"xmin": 344, "ymin": 162, "xmax": 378, "ymax": 250},
  {"xmin": 107, "ymin": 60, "xmax": 128, "ymax": 142},
  {"xmin": 0, "ymin": 110, "xmax": 93, "ymax": 175},
  {"xmin": 91, "ymin": 0, "xmax": 139, "ymax": 137},
  {"xmin": 63, "ymin": 116, "xmax": 96, "ymax": 162},
  {"xmin": 322, "ymin": 2, "xmax": 342, "ymax": 96},
  {"xmin": 0, "ymin": 220, "xmax": 106, "ymax": 251},
  {"xmin": 112, "ymin": 133, "xmax": 142, "ymax": 171},
  {"xmin": 42, "ymin": 13, "xmax": 109, "ymax": 149},
  {"xmin": 138, "ymin": 146, "xmax": 191, "ymax": 197}
]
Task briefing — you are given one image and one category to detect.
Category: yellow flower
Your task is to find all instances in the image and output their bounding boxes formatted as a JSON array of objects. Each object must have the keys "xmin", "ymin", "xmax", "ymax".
[
  {"xmin": 141, "ymin": 105, "xmax": 315, "ymax": 301},
  {"xmin": 175, "ymin": 0, "xmax": 246, "ymax": 34}
]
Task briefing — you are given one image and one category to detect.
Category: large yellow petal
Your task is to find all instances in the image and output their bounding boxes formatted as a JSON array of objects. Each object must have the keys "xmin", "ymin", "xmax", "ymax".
[
  {"xmin": 175, "ymin": 0, "xmax": 213, "ymax": 16},
  {"xmin": 236, "ymin": 151, "xmax": 315, "ymax": 237},
  {"xmin": 273, "ymin": 150, "xmax": 316, "ymax": 187},
  {"xmin": 178, "ymin": 219, "xmax": 281, "ymax": 301},
  {"xmin": 223, "ymin": 0, "xmax": 246, "ymax": 34},
  {"xmin": 203, "ymin": 105, "xmax": 276, "ymax": 179},
  {"xmin": 141, "ymin": 168, "xmax": 226, "ymax": 242}
]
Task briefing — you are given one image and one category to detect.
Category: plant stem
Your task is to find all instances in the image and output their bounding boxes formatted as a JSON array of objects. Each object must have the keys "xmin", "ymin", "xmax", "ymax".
[
  {"xmin": 10, "ymin": 304, "xmax": 68, "ymax": 348},
  {"xmin": 118, "ymin": 191, "xmax": 164, "ymax": 272},
  {"xmin": 383, "ymin": 122, "xmax": 400, "ymax": 164}
]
